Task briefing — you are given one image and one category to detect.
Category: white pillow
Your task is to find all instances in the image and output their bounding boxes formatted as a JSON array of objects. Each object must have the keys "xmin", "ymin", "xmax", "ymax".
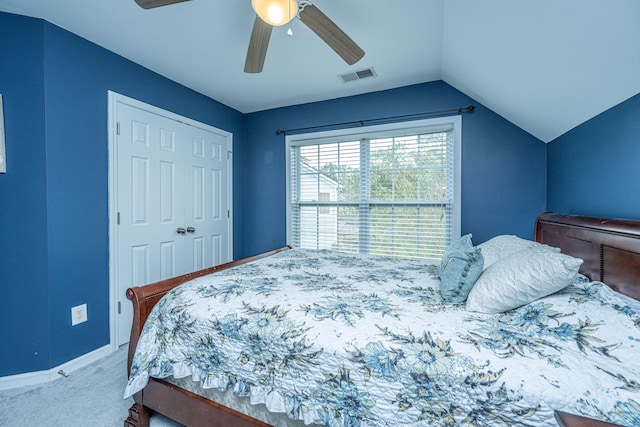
[
  {"xmin": 478, "ymin": 235, "xmax": 559, "ymax": 269},
  {"xmin": 465, "ymin": 248, "xmax": 583, "ymax": 313}
]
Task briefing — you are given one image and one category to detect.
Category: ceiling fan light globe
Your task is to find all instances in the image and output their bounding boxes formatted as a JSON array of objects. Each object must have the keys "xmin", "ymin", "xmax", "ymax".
[
  {"xmin": 267, "ymin": 5, "xmax": 284, "ymax": 24},
  {"xmin": 251, "ymin": 0, "xmax": 297, "ymax": 26}
]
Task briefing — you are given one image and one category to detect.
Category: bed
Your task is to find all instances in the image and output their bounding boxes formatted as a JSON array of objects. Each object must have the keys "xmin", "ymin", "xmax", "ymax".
[{"xmin": 123, "ymin": 212, "xmax": 640, "ymax": 427}]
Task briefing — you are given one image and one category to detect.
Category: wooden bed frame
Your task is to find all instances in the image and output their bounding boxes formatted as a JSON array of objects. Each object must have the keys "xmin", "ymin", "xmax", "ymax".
[{"xmin": 124, "ymin": 213, "xmax": 640, "ymax": 427}]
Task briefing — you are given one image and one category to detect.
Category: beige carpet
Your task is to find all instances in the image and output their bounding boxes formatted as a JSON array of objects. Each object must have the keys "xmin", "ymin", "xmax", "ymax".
[{"xmin": 0, "ymin": 346, "xmax": 181, "ymax": 427}]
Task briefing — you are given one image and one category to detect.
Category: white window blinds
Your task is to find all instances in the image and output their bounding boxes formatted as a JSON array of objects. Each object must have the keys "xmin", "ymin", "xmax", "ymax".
[{"xmin": 287, "ymin": 117, "xmax": 460, "ymax": 260}]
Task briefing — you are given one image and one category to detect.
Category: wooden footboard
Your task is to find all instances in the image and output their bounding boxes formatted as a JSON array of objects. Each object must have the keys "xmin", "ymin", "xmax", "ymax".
[{"xmin": 125, "ymin": 246, "xmax": 290, "ymax": 427}]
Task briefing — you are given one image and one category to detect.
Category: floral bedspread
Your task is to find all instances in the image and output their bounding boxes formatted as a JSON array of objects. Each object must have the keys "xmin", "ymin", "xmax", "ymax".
[{"xmin": 124, "ymin": 249, "xmax": 640, "ymax": 426}]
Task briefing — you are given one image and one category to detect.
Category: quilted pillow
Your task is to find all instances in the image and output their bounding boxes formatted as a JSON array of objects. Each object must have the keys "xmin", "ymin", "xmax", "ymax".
[
  {"xmin": 478, "ymin": 235, "xmax": 559, "ymax": 269},
  {"xmin": 465, "ymin": 248, "xmax": 583, "ymax": 313},
  {"xmin": 439, "ymin": 234, "xmax": 484, "ymax": 303}
]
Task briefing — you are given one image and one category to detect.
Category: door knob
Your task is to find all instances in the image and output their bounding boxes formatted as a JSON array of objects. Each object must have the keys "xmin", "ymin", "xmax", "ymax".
[
  {"xmin": 177, "ymin": 227, "xmax": 186, "ymax": 234},
  {"xmin": 187, "ymin": 226, "xmax": 196, "ymax": 233}
]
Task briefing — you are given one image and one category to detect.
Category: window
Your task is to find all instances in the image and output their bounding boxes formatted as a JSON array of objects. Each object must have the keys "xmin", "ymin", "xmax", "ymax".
[
  {"xmin": 286, "ymin": 117, "xmax": 461, "ymax": 260},
  {"xmin": 319, "ymin": 192, "xmax": 331, "ymax": 214}
]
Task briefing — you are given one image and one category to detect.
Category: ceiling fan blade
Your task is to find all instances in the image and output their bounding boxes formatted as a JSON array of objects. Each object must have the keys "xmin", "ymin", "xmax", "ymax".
[
  {"xmin": 134, "ymin": 0, "xmax": 191, "ymax": 10},
  {"xmin": 298, "ymin": 3, "xmax": 365, "ymax": 65},
  {"xmin": 245, "ymin": 16, "xmax": 273, "ymax": 73}
]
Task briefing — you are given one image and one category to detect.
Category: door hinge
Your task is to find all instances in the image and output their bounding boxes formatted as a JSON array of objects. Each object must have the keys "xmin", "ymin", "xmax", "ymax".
[
  {"xmin": 227, "ymin": 210, "xmax": 230, "ymax": 219},
  {"xmin": 118, "ymin": 300, "xmax": 121, "ymax": 314},
  {"xmin": 116, "ymin": 122, "xmax": 121, "ymax": 135},
  {"xmin": 117, "ymin": 212, "xmax": 120, "ymax": 225},
  {"xmin": 227, "ymin": 150, "xmax": 232, "ymax": 160}
]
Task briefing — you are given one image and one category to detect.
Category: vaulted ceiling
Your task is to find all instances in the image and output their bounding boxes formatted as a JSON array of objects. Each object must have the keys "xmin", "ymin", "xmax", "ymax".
[{"xmin": 1, "ymin": 0, "xmax": 639, "ymax": 142}]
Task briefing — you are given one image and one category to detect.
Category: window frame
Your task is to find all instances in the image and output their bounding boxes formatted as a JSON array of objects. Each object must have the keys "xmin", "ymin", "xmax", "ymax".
[{"xmin": 285, "ymin": 116, "xmax": 462, "ymax": 258}]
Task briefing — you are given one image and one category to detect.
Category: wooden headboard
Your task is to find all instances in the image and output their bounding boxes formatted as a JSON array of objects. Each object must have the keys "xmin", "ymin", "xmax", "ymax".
[{"xmin": 535, "ymin": 212, "xmax": 640, "ymax": 301}]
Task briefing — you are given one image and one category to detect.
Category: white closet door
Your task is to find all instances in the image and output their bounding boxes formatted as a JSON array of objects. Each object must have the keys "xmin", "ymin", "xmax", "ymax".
[
  {"xmin": 184, "ymin": 125, "xmax": 231, "ymax": 271},
  {"xmin": 113, "ymin": 98, "xmax": 231, "ymax": 347}
]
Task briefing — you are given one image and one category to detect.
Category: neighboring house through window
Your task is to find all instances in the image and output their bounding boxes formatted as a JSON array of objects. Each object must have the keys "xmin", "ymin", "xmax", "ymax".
[{"xmin": 286, "ymin": 116, "xmax": 461, "ymax": 260}]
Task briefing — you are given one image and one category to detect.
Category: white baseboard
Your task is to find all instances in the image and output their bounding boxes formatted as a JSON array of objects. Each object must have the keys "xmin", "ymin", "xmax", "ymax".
[{"xmin": 0, "ymin": 345, "xmax": 113, "ymax": 391}]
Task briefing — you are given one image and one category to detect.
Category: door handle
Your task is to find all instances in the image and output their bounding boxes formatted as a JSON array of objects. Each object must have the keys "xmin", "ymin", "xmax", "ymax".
[
  {"xmin": 177, "ymin": 227, "xmax": 186, "ymax": 234},
  {"xmin": 187, "ymin": 226, "xmax": 196, "ymax": 233}
]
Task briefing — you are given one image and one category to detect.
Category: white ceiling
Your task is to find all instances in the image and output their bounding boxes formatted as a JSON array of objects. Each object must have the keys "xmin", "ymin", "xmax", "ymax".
[{"xmin": 1, "ymin": 0, "xmax": 639, "ymax": 142}]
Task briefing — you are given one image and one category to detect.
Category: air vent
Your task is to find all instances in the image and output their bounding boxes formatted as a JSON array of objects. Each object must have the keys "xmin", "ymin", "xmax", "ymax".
[{"xmin": 339, "ymin": 67, "xmax": 377, "ymax": 83}]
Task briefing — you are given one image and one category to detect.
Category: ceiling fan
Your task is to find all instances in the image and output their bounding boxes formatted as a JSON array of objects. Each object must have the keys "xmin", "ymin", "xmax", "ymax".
[{"xmin": 134, "ymin": 0, "xmax": 365, "ymax": 73}]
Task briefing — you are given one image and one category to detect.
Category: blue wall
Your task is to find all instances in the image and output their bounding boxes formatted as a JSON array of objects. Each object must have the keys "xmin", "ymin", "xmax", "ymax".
[
  {"xmin": 242, "ymin": 81, "xmax": 547, "ymax": 256},
  {"xmin": 0, "ymin": 12, "xmax": 245, "ymax": 376},
  {"xmin": 547, "ymin": 93, "xmax": 640, "ymax": 220},
  {"xmin": 0, "ymin": 13, "xmax": 50, "ymax": 378}
]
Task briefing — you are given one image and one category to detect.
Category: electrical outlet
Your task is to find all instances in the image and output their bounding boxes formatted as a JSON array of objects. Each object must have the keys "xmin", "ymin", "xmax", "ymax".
[{"xmin": 71, "ymin": 304, "xmax": 87, "ymax": 326}]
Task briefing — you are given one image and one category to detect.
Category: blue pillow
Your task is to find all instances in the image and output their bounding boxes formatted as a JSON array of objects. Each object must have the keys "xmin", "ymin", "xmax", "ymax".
[{"xmin": 439, "ymin": 234, "xmax": 484, "ymax": 303}]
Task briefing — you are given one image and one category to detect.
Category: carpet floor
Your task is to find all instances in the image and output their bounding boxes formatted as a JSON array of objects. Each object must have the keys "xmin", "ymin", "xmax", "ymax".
[{"xmin": 0, "ymin": 346, "xmax": 182, "ymax": 427}]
